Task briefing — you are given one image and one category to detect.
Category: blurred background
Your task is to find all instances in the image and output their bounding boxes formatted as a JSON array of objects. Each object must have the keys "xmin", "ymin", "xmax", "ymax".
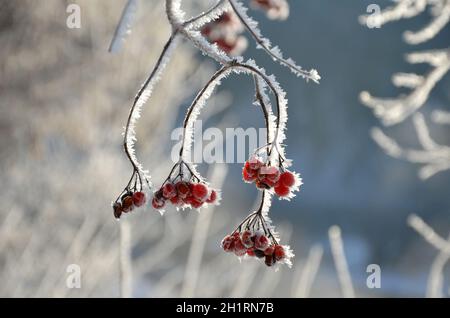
[{"xmin": 0, "ymin": 0, "xmax": 449, "ymax": 297}]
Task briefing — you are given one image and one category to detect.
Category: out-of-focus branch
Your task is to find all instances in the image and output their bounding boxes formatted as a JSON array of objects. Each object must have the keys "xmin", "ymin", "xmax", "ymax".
[
  {"xmin": 359, "ymin": 0, "xmax": 450, "ymax": 45},
  {"xmin": 328, "ymin": 226, "xmax": 355, "ymax": 298},
  {"xmin": 360, "ymin": 49, "xmax": 450, "ymax": 126},
  {"xmin": 371, "ymin": 113, "xmax": 450, "ymax": 179},
  {"xmin": 407, "ymin": 214, "xmax": 450, "ymax": 297}
]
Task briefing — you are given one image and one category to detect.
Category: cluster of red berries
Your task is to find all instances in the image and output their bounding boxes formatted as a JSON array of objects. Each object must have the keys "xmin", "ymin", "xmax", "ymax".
[
  {"xmin": 152, "ymin": 181, "xmax": 219, "ymax": 211},
  {"xmin": 250, "ymin": 0, "xmax": 290, "ymax": 20},
  {"xmin": 222, "ymin": 230, "xmax": 286, "ymax": 267},
  {"xmin": 113, "ymin": 191, "xmax": 146, "ymax": 219},
  {"xmin": 242, "ymin": 156, "xmax": 298, "ymax": 198},
  {"xmin": 201, "ymin": 12, "xmax": 247, "ymax": 56}
]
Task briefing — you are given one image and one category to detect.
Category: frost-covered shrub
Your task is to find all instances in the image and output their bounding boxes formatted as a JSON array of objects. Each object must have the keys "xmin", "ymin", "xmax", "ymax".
[{"xmin": 111, "ymin": 0, "xmax": 320, "ymax": 268}]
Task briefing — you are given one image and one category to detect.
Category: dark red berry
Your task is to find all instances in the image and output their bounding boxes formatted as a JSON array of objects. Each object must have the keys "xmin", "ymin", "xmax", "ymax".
[
  {"xmin": 113, "ymin": 202, "xmax": 122, "ymax": 219},
  {"xmin": 132, "ymin": 191, "xmax": 146, "ymax": 207},
  {"xmin": 254, "ymin": 249, "xmax": 265, "ymax": 258},
  {"xmin": 265, "ymin": 254, "xmax": 276, "ymax": 267},
  {"xmin": 162, "ymin": 183, "xmax": 177, "ymax": 199},
  {"xmin": 176, "ymin": 181, "xmax": 191, "ymax": 199}
]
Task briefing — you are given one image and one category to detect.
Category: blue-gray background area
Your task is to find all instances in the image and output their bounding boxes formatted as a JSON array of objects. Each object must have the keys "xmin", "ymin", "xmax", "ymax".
[{"xmin": 188, "ymin": 0, "xmax": 450, "ymax": 296}]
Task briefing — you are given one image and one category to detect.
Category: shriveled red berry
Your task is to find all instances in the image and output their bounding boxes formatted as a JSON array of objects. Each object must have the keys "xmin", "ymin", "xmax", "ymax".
[
  {"xmin": 192, "ymin": 183, "xmax": 208, "ymax": 201},
  {"xmin": 279, "ymin": 171, "xmax": 295, "ymax": 187},
  {"xmin": 221, "ymin": 235, "xmax": 235, "ymax": 252},
  {"xmin": 113, "ymin": 202, "xmax": 122, "ymax": 219},
  {"xmin": 254, "ymin": 233, "xmax": 269, "ymax": 250},
  {"xmin": 241, "ymin": 230, "xmax": 254, "ymax": 248},
  {"xmin": 274, "ymin": 245, "xmax": 285, "ymax": 261},
  {"xmin": 122, "ymin": 196, "xmax": 134, "ymax": 213},
  {"xmin": 152, "ymin": 197, "xmax": 165, "ymax": 209},
  {"xmin": 162, "ymin": 183, "xmax": 177, "ymax": 199},
  {"xmin": 247, "ymin": 248, "xmax": 256, "ymax": 257},
  {"xmin": 265, "ymin": 254, "xmax": 276, "ymax": 267},
  {"xmin": 274, "ymin": 184, "xmax": 290, "ymax": 197},
  {"xmin": 264, "ymin": 245, "xmax": 275, "ymax": 256},
  {"xmin": 206, "ymin": 190, "xmax": 217, "ymax": 203},
  {"xmin": 132, "ymin": 192, "xmax": 146, "ymax": 207},
  {"xmin": 176, "ymin": 182, "xmax": 191, "ymax": 199}
]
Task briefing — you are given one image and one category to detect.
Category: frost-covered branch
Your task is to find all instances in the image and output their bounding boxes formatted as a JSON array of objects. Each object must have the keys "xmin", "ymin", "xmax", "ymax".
[
  {"xmin": 359, "ymin": 0, "xmax": 450, "ymax": 45},
  {"xmin": 408, "ymin": 214, "xmax": 450, "ymax": 297},
  {"xmin": 360, "ymin": 49, "xmax": 450, "ymax": 126},
  {"xmin": 229, "ymin": 0, "xmax": 320, "ymax": 83}
]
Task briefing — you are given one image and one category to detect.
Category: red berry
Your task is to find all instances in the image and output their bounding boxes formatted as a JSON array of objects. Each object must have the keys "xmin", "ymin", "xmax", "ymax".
[
  {"xmin": 221, "ymin": 235, "xmax": 235, "ymax": 252},
  {"xmin": 274, "ymin": 184, "xmax": 290, "ymax": 197},
  {"xmin": 264, "ymin": 245, "xmax": 275, "ymax": 256},
  {"xmin": 241, "ymin": 230, "xmax": 254, "ymax": 248},
  {"xmin": 113, "ymin": 202, "xmax": 122, "ymax": 219},
  {"xmin": 247, "ymin": 248, "xmax": 256, "ymax": 257},
  {"xmin": 132, "ymin": 192, "xmax": 146, "ymax": 207},
  {"xmin": 122, "ymin": 196, "xmax": 134, "ymax": 213},
  {"xmin": 162, "ymin": 183, "xmax": 177, "ymax": 199},
  {"xmin": 170, "ymin": 195, "xmax": 181, "ymax": 205},
  {"xmin": 191, "ymin": 198, "xmax": 204, "ymax": 209},
  {"xmin": 254, "ymin": 233, "xmax": 269, "ymax": 250},
  {"xmin": 255, "ymin": 180, "xmax": 270, "ymax": 189},
  {"xmin": 234, "ymin": 237, "xmax": 247, "ymax": 256},
  {"xmin": 151, "ymin": 197, "xmax": 165, "ymax": 209},
  {"xmin": 274, "ymin": 245, "xmax": 285, "ymax": 261},
  {"xmin": 248, "ymin": 157, "xmax": 263, "ymax": 170},
  {"xmin": 192, "ymin": 183, "xmax": 209, "ymax": 201},
  {"xmin": 279, "ymin": 171, "xmax": 295, "ymax": 187},
  {"xmin": 242, "ymin": 168, "xmax": 257, "ymax": 183},
  {"xmin": 265, "ymin": 254, "xmax": 276, "ymax": 267},
  {"xmin": 176, "ymin": 182, "xmax": 191, "ymax": 199},
  {"xmin": 206, "ymin": 190, "xmax": 217, "ymax": 203}
]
